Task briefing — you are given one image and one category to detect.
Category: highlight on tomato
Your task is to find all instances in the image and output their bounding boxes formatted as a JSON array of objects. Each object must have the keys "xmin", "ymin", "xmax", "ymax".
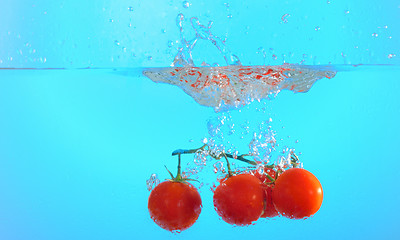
[
  {"xmin": 272, "ymin": 167, "xmax": 323, "ymax": 219},
  {"xmin": 148, "ymin": 154, "xmax": 202, "ymax": 232}
]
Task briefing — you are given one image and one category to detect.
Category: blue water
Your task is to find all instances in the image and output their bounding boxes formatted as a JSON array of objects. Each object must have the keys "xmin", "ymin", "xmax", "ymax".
[
  {"xmin": 1, "ymin": 0, "xmax": 400, "ymax": 239},
  {"xmin": 1, "ymin": 67, "xmax": 399, "ymax": 240}
]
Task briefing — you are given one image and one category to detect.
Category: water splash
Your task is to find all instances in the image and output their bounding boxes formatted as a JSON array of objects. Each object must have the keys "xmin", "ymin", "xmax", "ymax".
[
  {"xmin": 144, "ymin": 14, "xmax": 336, "ymax": 112},
  {"xmin": 172, "ymin": 14, "xmax": 241, "ymax": 67},
  {"xmin": 146, "ymin": 174, "xmax": 160, "ymax": 191},
  {"xmin": 144, "ymin": 64, "xmax": 336, "ymax": 112}
]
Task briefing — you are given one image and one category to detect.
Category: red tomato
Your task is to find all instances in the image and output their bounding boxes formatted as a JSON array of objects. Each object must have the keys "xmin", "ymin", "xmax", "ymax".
[
  {"xmin": 148, "ymin": 181, "xmax": 202, "ymax": 231},
  {"xmin": 272, "ymin": 168, "xmax": 323, "ymax": 219},
  {"xmin": 252, "ymin": 167, "xmax": 279, "ymax": 218},
  {"xmin": 213, "ymin": 173, "xmax": 264, "ymax": 226},
  {"xmin": 261, "ymin": 187, "xmax": 279, "ymax": 218}
]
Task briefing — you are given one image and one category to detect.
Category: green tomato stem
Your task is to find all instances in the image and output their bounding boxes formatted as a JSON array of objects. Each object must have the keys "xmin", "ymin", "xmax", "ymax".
[
  {"xmin": 265, "ymin": 174, "xmax": 275, "ymax": 182},
  {"xmin": 172, "ymin": 145, "xmax": 257, "ymax": 166},
  {"xmin": 222, "ymin": 153, "xmax": 233, "ymax": 178},
  {"xmin": 176, "ymin": 154, "xmax": 182, "ymax": 181},
  {"xmin": 291, "ymin": 153, "xmax": 300, "ymax": 168}
]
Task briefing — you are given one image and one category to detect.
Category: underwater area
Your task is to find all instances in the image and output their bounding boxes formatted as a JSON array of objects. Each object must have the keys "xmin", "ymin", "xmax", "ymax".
[{"xmin": 1, "ymin": 1, "xmax": 400, "ymax": 240}]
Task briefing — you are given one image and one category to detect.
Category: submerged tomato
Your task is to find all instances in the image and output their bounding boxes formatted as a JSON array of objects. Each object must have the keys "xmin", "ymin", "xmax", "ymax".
[
  {"xmin": 252, "ymin": 167, "xmax": 279, "ymax": 218},
  {"xmin": 213, "ymin": 173, "xmax": 264, "ymax": 226},
  {"xmin": 272, "ymin": 168, "xmax": 323, "ymax": 219},
  {"xmin": 148, "ymin": 181, "xmax": 202, "ymax": 231}
]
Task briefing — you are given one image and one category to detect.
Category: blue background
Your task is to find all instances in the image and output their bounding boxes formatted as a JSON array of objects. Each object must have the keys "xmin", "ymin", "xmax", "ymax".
[{"xmin": 1, "ymin": 1, "xmax": 400, "ymax": 240}]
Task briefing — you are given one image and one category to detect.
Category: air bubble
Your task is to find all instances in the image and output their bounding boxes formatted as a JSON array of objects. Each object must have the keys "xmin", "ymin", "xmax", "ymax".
[
  {"xmin": 227, "ymin": 14, "xmax": 232, "ymax": 19},
  {"xmin": 148, "ymin": 56, "xmax": 153, "ymax": 60},
  {"xmin": 128, "ymin": 6, "xmax": 134, "ymax": 11},
  {"xmin": 372, "ymin": 33, "xmax": 378, "ymax": 37},
  {"xmin": 281, "ymin": 14, "xmax": 290, "ymax": 23},
  {"xmin": 388, "ymin": 54, "xmax": 396, "ymax": 59},
  {"xmin": 183, "ymin": 1, "xmax": 190, "ymax": 8},
  {"xmin": 315, "ymin": 26, "xmax": 320, "ymax": 31},
  {"xmin": 114, "ymin": 40, "xmax": 120, "ymax": 46}
]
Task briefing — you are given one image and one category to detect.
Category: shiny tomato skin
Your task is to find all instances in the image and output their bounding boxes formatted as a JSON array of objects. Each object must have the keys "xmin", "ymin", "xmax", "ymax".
[
  {"xmin": 148, "ymin": 181, "xmax": 202, "ymax": 231},
  {"xmin": 272, "ymin": 168, "xmax": 323, "ymax": 219},
  {"xmin": 252, "ymin": 167, "xmax": 279, "ymax": 218},
  {"xmin": 213, "ymin": 173, "xmax": 264, "ymax": 226}
]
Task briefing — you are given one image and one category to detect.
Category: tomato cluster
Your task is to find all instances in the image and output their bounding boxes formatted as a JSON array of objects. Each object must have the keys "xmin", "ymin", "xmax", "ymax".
[
  {"xmin": 147, "ymin": 150, "xmax": 323, "ymax": 232},
  {"xmin": 212, "ymin": 166, "xmax": 323, "ymax": 226}
]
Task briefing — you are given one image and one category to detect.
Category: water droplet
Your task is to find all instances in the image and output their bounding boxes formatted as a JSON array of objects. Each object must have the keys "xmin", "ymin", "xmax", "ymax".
[
  {"xmin": 372, "ymin": 33, "xmax": 378, "ymax": 37},
  {"xmin": 388, "ymin": 54, "xmax": 396, "ymax": 59},
  {"xmin": 183, "ymin": 1, "xmax": 190, "ymax": 8},
  {"xmin": 128, "ymin": 6, "xmax": 133, "ymax": 11},
  {"xmin": 281, "ymin": 14, "xmax": 290, "ymax": 23}
]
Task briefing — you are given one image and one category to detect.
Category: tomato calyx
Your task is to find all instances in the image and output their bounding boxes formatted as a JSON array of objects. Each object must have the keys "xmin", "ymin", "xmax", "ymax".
[{"xmin": 165, "ymin": 153, "xmax": 199, "ymax": 183}]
